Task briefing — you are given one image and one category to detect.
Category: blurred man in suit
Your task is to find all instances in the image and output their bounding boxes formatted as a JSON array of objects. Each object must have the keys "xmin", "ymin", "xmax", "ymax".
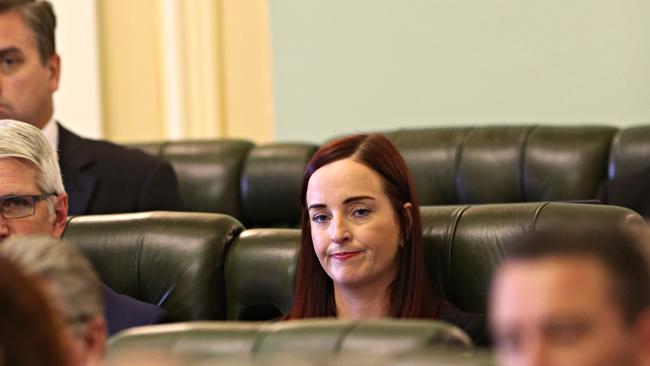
[
  {"xmin": 489, "ymin": 227, "xmax": 650, "ymax": 366},
  {"xmin": 0, "ymin": 119, "xmax": 169, "ymax": 335},
  {"xmin": 0, "ymin": 0, "xmax": 182, "ymax": 215}
]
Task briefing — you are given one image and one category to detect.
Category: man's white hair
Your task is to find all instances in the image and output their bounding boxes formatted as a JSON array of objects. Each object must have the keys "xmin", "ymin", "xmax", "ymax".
[
  {"xmin": 0, "ymin": 235, "xmax": 104, "ymax": 336},
  {"xmin": 0, "ymin": 119, "xmax": 65, "ymax": 213}
]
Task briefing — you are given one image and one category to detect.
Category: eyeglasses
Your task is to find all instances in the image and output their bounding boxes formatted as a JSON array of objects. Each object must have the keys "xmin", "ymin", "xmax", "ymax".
[{"xmin": 0, "ymin": 193, "xmax": 57, "ymax": 219}]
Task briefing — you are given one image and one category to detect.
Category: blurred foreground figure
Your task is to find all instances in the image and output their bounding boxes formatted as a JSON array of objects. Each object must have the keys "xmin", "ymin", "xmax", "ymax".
[
  {"xmin": 1, "ymin": 235, "xmax": 106, "ymax": 366},
  {"xmin": 0, "ymin": 255, "xmax": 70, "ymax": 366},
  {"xmin": 490, "ymin": 226, "xmax": 650, "ymax": 366}
]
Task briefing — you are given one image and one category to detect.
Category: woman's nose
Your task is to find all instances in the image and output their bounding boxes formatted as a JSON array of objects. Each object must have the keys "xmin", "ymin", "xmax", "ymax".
[{"xmin": 329, "ymin": 215, "xmax": 351, "ymax": 244}]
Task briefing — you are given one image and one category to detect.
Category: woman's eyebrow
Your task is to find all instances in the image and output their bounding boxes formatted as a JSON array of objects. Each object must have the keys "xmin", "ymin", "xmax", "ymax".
[
  {"xmin": 307, "ymin": 203, "xmax": 326, "ymax": 210},
  {"xmin": 343, "ymin": 195, "xmax": 375, "ymax": 204}
]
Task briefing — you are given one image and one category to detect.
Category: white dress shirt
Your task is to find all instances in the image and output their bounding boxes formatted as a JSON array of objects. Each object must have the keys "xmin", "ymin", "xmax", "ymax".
[{"xmin": 41, "ymin": 116, "xmax": 59, "ymax": 150}]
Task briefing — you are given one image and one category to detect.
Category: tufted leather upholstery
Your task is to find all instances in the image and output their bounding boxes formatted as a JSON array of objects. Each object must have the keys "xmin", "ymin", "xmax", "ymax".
[
  {"xmin": 225, "ymin": 229, "xmax": 300, "ymax": 320},
  {"xmin": 385, "ymin": 126, "xmax": 618, "ymax": 204},
  {"xmin": 63, "ymin": 211, "xmax": 244, "ymax": 321},
  {"xmin": 164, "ymin": 140, "xmax": 255, "ymax": 217},
  {"xmin": 131, "ymin": 140, "xmax": 317, "ymax": 227},
  {"xmin": 241, "ymin": 143, "xmax": 318, "ymax": 227},
  {"xmin": 225, "ymin": 202, "xmax": 643, "ymax": 319},
  {"xmin": 131, "ymin": 125, "xmax": 650, "ymax": 226},
  {"xmin": 107, "ymin": 319, "xmax": 473, "ymax": 362},
  {"xmin": 608, "ymin": 126, "xmax": 650, "ymax": 179},
  {"xmin": 421, "ymin": 202, "xmax": 643, "ymax": 313}
]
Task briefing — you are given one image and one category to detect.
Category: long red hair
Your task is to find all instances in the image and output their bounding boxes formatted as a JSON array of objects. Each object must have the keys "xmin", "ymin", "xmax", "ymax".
[{"xmin": 287, "ymin": 133, "xmax": 439, "ymax": 319}]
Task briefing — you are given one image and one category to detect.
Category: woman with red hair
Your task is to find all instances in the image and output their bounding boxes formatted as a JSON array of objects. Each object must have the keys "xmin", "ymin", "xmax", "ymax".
[{"xmin": 287, "ymin": 134, "xmax": 485, "ymax": 344}]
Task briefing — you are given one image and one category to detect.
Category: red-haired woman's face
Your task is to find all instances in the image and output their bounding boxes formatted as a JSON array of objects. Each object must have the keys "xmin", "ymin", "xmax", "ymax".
[{"xmin": 306, "ymin": 158, "xmax": 405, "ymax": 294}]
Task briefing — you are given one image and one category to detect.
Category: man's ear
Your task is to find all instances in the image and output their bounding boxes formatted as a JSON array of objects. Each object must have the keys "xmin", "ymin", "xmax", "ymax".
[
  {"xmin": 46, "ymin": 54, "xmax": 61, "ymax": 93},
  {"xmin": 51, "ymin": 192, "xmax": 68, "ymax": 239}
]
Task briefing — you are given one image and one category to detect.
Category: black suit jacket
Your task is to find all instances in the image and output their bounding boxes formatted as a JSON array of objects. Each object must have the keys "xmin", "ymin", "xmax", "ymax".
[
  {"xmin": 597, "ymin": 167, "xmax": 650, "ymax": 218},
  {"xmin": 102, "ymin": 284, "xmax": 171, "ymax": 336},
  {"xmin": 57, "ymin": 124, "xmax": 183, "ymax": 215}
]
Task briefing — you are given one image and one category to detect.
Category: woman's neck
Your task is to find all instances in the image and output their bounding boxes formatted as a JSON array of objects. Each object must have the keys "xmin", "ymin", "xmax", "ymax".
[{"xmin": 334, "ymin": 282, "xmax": 392, "ymax": 319}]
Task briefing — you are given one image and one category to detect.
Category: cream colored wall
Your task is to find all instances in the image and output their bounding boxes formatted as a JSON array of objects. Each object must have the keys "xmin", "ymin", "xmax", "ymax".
[
  {"xmin": 97, "ymin": 0, "xmax": 164, "ymax": 142},
  {"xmin": 221, "ymin": 0, "xmax": 275, "ymax": 142},
  {"xmin": 96, "ymin": 0, "xmax": 274, "ymax": 143},
  {"xmin": 49, "ymin": 0, "xmax": 102, "ymax": 139},
  {"xmin": 269, "ymin": 0, "xmax": 650, "ymax": 143}
]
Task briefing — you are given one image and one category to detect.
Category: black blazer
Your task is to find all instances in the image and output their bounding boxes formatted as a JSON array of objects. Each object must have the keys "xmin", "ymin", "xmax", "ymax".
[
  {"xmin": 597, "ymin": 167, "xmax": 650, "ymax": 218},
  {"xmin": 57, "ymin": 124, "xmax": 183, "ymax": 215},
  {"xmin": 102, "ymin": 284, "xmax": 170, "ymax": 336}
]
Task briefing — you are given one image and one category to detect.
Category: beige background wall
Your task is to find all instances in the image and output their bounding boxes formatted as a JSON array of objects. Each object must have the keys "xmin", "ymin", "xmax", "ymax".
[
  {"xmin": 49, "ymin": 0, "xmax": 102, "ymax": 139},
  {"xmin": 269, "ymin": 0, "xmax": 650, "ymax": 142},
  {"xmin": 96, "ymin": 0, "xmax": 273, "ymax": 143}
]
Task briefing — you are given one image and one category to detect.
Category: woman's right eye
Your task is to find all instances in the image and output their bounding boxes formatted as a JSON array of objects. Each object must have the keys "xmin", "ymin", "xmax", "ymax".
[{"xmin": 311, "ymin": 213, "xmax": 329, "ymax": 223}]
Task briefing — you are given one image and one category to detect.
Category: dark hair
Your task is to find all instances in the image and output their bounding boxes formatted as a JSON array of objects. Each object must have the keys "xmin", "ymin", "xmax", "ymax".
[
  {"xmin": 0, "ymin": 255, "xmax": 70, "ymax": 366},
  {"xmin": 0, "ymin": 0, "xmax": 56, "ymax": 64},
  {"xmin": 288, "ymin": 134, "xmax": 438, "ymax": 319},
  {"xmin": 504, "ymin": 225, "xmax": 650, "ymax": 324}
]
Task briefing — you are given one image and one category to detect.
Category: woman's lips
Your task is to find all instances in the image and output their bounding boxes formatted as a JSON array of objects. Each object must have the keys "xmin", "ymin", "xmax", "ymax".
[{"xmin": 331, "ymin": 251, "xmax": 362, "ymax": 260}]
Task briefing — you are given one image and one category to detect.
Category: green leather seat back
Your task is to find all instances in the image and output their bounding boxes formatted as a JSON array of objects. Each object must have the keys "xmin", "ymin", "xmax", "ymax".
[
  {"xmin": 524, "ymin": 126, "xmax": 616, "ymax": 200},
  {"xmin": 63, "ymin": 211, "xmax": 244, "ymax": 321},
  {"xmin": 609, "ymin": 126, "xmax": 650, "ymax": 179},
  {"xmin": 225, "ymin": 229, "xmax": 300, "ymax": 320},
  {"xmin": 386, "ymin": 126, "xmax": 617, "ymax": 205},
  {"xmin": 108, "ymin": 319, "xmax": 472, "ymax": 362},
  {"xmin": 161, "ymin": 140, "xmax": 254, "ymax": 218},
  {"xmin": 422, "ymin": 202, "xmax": 644, "ymax": 314},
  {"xmin": 240, "ymin": 143, "xmax": 317, "ymax": 227},
  {"xmin": 385, "ymin": 128, "xmax": 471, "ymax": 205},
  {"xmin": 129, "ymin": 125, "xmax": 650, "ymax": 227}
]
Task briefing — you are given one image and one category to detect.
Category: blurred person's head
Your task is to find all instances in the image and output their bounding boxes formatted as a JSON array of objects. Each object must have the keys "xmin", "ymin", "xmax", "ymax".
[
  {"xmin": 489, "ymin": 226, "xmax": 650, "ymax": 366},
  {"xmin": 289, "ymin": 133, "xmax": 437, "ymax": 319},
  {"xmin": 0, "ymin": 0, "xmax": 59, "ymax": 128},
  {"xmin": 0, "ymin": 119, "xmax": 68, "ymax": 240},
  {"xmin": 0, "ymin": 254, "xmax": 70, "ymax": 366},
  {"xmin": 1, "ymin": 235, "xmax": 106, "ymax": 366}
]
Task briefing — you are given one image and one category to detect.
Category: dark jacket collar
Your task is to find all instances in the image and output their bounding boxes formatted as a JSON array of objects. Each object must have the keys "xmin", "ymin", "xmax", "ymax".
[{"xmin": 57, "ymin": 123, "xmax": 97, "ymax": 215}]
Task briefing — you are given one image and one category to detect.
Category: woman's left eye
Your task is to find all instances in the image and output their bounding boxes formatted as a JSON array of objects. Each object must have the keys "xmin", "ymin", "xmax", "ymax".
[{"xmin": 352, "ymin": 207, "xmax": 371, "ymax": 217}]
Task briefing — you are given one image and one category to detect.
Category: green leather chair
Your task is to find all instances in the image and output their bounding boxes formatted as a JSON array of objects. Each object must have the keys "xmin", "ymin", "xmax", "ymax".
[
  {"xmin": 63, "ymin": 211, "xmax": 244, "ymax": 321},
  {"xmin": 225, "ymin": 229, "xmax": 300, "ymax": 320},
  {"xmin": 107, "ymin": 319, "xmax": 473, "ymax": 363},
  {"xmin": 384, "ymin": 126, "xmax": 617, "ymax": 205},
  {"xmin": 224, "ymin": 202, "xmax": 643, "ymax": 319},
  {"xmin": 421, "ymin": 201, "xmax": 643, "ymax": 313},
  {"xmin": 240, "ymin": 143, "xmax": 318, "ymax": 227},
  {"xmin": 132, "ymin": 125, "xmax": 650, "ymax": 226},
  {"xmin": 608, "ymin": 125, "xmax": 650, "ymax": 179},
  {"xmin": 131, "ymin": 140, "xmax": 317, "ymax": 228},
  {"xmin": 161, "ymin": 140, "xmax": 255, "ymax": 218}
]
